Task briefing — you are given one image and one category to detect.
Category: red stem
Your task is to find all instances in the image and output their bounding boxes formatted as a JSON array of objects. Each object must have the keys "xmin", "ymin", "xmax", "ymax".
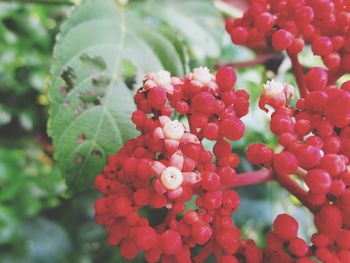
[
  {"xmin": 214, "ymin": 244, "xmax": 222, "ymax": 263},
  {"xmin": 275, "ymin": 173, "xmax": 318, "ymax": 213},
  {"xmin": 234, "ymin": 168, "xmax": 318, "ymax": 213},
  {"xmin": 164, "ymin": 210, "xmax": 176, "ymax": 224},
  {"xmin": 215, "ymin": 53, "xmax": 278, "ymax": 69},
  {"xmin": 194, "ymin": 241, "xmax": 214, "ymax": 263},
  {"xmin": 295, "ymin": 168, "xmax": 307, "ymax": 179},
  {"xmin": 234, "ymin": 169, "xmax": 274, "ymax": 187},
  {"xmin": 328, "ymin": 67, "xmax": 344, "ymax": 85},
  {"xmin": 287, "ymin": 51, "xmax": 308, "ymax": 98}
]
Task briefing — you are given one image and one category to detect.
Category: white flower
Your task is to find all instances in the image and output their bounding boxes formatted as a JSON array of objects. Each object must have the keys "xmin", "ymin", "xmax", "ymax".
[
  {"xmin": 161, "ymin": 167, "xmax": 183, "ymax": 190},
  {"xmin": 263, "ymin": 80, "xmax": 285, "ymax": 97},
  {"xmin": 163, "ymin": 120, "xmax": 185, "ymax": 140},
  {"xmin": 153, "ymin": 70, "xmax": 171, "ymax": 88},
  {"xmin": 144, "ymin": 70, "xmax": 173, "ymax": 93},
  {"xmin": 192, "ymin": 67, "xmax": 213, "ymax": 85},
  {"xmin": 263, "ymin": 79, "xmax": 295, "ymax": 99}
]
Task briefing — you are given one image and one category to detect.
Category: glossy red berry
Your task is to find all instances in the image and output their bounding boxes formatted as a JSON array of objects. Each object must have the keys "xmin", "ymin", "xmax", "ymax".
[
  {"xmin": 272, "ymin": 29, "xmax": 294, "ymax": 51},
  {"xmin": 160, "ymin": 230, "xmax": 182, "ymax": 255},
  {"xmin": 273, "ymin": 151, "xmax": 298, "ymax": 175},
  {"xmin": 216, "ymin": 66, "xmax": 237, "ymax": 91},
  {"xmin": 273, "ymin": 214, "xmax": 298, "ymax": 241},
  {"xmin": 305, "ymin": 169, "xmax": 332, "ymax": 194},
  {"xmin": 305, "ymin": 67, "xmax": 328, "ymax": 91},
  {"xmin": 220, "ymin": 117, "xmax": 245, "ymax": 141}
]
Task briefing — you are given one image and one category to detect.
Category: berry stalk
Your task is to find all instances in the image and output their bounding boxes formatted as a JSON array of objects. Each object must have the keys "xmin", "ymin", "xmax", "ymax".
[
  {"xmin": 194, "ymin": 241, "xmax": 214, "ymax": 263},
  {"xmin": 234, "ymin": 169, "xmax": 273, "ymax": 188},
  {"xmin": 287, "ymin": 51, "xmax": 308, "ymax": 98},
  {"xmin": 275, "ymin": 173, "xmax": 318, "ymax": 213}
]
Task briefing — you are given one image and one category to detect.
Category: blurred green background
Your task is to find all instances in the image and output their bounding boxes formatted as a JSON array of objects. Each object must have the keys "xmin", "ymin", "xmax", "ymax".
[{"xmin": 0, "ymin": 1, "xmax": 315, "ymax": 262}]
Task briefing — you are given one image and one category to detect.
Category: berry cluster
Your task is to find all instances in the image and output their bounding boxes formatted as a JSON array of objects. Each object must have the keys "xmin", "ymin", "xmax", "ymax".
[
  {"xmin": 93, "ymin": 1, "xmax": 350, "ymax": 262},
  {"xmin": 247, "ymin": 74, "xmax": 350, "ymax": 262},
  {"xmin": 94, "ymin": 67, "xmax": 257, "ymax": 262},
  {"xmin": 225, "ymin": 0, "xmax": 350, "ymax": 72}
]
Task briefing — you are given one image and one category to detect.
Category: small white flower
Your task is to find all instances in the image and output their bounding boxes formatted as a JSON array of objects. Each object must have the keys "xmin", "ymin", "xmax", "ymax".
[
  {"xmin": 153, "ymin": 70, "xmax": 171, "ymax": 89},
  {"xmin": 161, "ymin": 167, "xmax": 183, "ymax": 190},
  {"xmin": 144, "ymin": 70, "xmax": 173, "ymax": 93},
  {"xmin": 163, "ymin": 120, "xmax": 185, "ymax": 140},
  {"xmin": 192, "ymin": 67, "xmax": 213, "ymax": 85},
  {"xmin": 263, "ymin": 80, "xmax": 285, "ymax": 96}
]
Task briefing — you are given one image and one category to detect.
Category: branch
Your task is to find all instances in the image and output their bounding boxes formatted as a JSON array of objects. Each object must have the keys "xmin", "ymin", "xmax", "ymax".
[
  {"xmin": 275, "ymin": 173, "xmax": 318, "ymax": 213},
  {"xmin": 234, "ymin": 169, "xmax": 274, "ymax": 188},
  {"xmin": 215, "ymin": 53, "xmax": 280, "ymax": 69},
  {"xmin": 0, "ymin": 0, "xmax": 75, "ymax": 5},
  {"xmin": 214, "ymin": 244, "xmax": 222, "ymax": 263},
  {"xmin": 194, "ymin": 240, "xmax": 214, "ymax": 263},
  {"xmin": 295, "ymin": 167, "xmax": 307, "ymax": 179},
  {"xmin": 235, "ymin": 168, "xmax": 318, "ymax": 213},
  {"xmin": 287, "ymin": 51, "xmax": 308, "ymax": 98}
]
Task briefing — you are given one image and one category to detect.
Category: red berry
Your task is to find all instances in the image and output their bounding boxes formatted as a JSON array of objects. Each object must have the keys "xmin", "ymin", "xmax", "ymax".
[
  {"xmin": 315, "ymin": 205, "xmax": 342, "ymax": 238},
  {"xmin": 133, "ymin": 226, "xmax": 158, "ymax": 251},
  {"xmin": 147, "ymin": 87, "xmax": 167, "ymax": 110},
  {"xmin": 192, "ymin": 222, "xmax": 212, "ymax": 245},
  {"xmin": 255, "ymin": 12, "xmax": 274, "ymax": 32},
  {"xmin": 120, "ymin": 239, "xmax": 139, "ymax": 260},
  {"xmin": 272, "ymin": 29, "xmax": 294, "ymax": 51},
  {"xmin": 289, "ymin": 237, "xmax": 309, "ymax": 257},
  {"xmin": 230, "ymin": 27, "xmax": 248, "ymax": 45},
  {"xmin": 220, "ymin": 117, "xmax": 245, "ymax": 141},
  {"xmin": 296, "ymin": 145, "xmax": 322, "ymax": 169},
  {"xmin": 203, "ymin": 122, "xmax": 220, "ymax": 141},
  {"xmin": 312, "ymin": 36, "xmax": 333, "ymax": 56},
  {"xmin": 201, "ymin": 172, "xmax": 221, "ymax": 191},
  {"xmin": 273, "ymin": 214, "xmax": 298, "ymax": 241},
  {"xmin": 112, "ymin": 197, "xmax": 132, "ymax": 217},
  {"xmin": 160, "ymin": 230, "xmax": 182, "ymax": 255},
  {"xmin": 216, "ymin": 66, "xmax": 237, "ymax": 91},
  {"xmin": 305, "ymin": 67, "xmax": 328, "ymax": 91},
  {"xmin": 192, "ymin": 92, "xmax": 216, "ymax": 114},
  {"xmin": 336, "ymin": 230, "xmax": 350, "ymax": 249},
  {"xmin": 213, "ymin": 139, "xmax": 232, "ymax": 158},
  {"xmin": 305, "ymin": 169, "xmax": 332, "ymax": 194},
  {"xmin": 273, "ymin": 151, "xmax": 298, "ymax": 175}
]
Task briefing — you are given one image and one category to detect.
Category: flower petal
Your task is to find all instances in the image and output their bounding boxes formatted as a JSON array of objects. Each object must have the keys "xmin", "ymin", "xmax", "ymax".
[
  {"xmin": 181, "ymin": 133, "xmax": 200, "ymax": 144},
  {"xmin": 159, "ymin": 116, "xmax": 171, "ymax": 127},
  {"xmin": 152, "ymin": 179, "xmax": 167, "ymax": 194},
  {"xmin": 167, "ymin": 187, "xmax": 183, "ymax": 199},
  {"xmin": 165, "ymin": 139, "xmax": 180, "ymax": 154},
  {"xmin": 151, "ymin": 161, "xmax": 166, "ymax": 176},
  {"xmin": 182, "ymin": 172, "xmax": 201, "ymax": 185},
  {"xmin": 169, "ymin": 151, "xmax": 184, "ymax": 170},
  {"xmin": 153, "ymin": 127, "xmax": 165, "ymax": 139}
]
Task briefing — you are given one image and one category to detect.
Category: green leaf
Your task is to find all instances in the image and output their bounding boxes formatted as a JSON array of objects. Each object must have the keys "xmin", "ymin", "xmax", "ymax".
[
  {"xmin": 143, "ymin": 0, "xmax": 224, "ymax": 59},
  {"xmin": 49, "ymin": 0, "xmax": 224, "ymax": 192}
]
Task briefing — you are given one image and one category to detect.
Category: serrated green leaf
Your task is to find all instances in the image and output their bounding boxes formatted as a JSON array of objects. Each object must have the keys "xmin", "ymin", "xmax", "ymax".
[
  {"xmin": 49, "ymin": 0, "xmax": 185, "ymax": 192},
  {"xmin": 49, "ymin": 0, "xmax": 225, "ymax": 192},
  {"xmin": 144, "ymin": 0, "xmax": 224, "ymax": 59}
]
